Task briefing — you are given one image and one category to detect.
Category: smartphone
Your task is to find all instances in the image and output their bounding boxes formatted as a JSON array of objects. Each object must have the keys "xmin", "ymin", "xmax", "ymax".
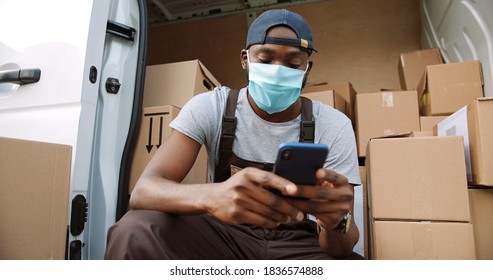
[{"xmin": 273, "ymin": 142, "xmax": 329, "ymax": 186}]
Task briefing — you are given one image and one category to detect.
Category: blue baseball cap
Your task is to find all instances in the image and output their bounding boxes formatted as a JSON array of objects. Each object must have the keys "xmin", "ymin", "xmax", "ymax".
[{"xmin": 246, "ymin": 9, "xmax": 316, "ymax": 52}]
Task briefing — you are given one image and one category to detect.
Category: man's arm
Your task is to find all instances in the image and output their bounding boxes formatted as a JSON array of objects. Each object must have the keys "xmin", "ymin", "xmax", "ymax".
[
  {"xmin": 129, "ymin": 128, "xmax": 205, "ymax": 213},
  {"xmin": 129, "ymin": 129, "xmax": 305, "ymax": 227}
]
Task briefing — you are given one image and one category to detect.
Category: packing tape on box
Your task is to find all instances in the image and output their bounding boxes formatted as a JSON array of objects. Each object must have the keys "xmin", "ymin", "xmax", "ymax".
[
  {"xmin": 400, "ymin": 55, "xmax": 406, "ymax": 67},
  {"xmin": 381, "ymin": 92, "xmax": 394, "ymax": 107},
  {"xmin": 383, "ymin": 128, "xmax": 396, "ymax": 135},
  {"xmin": 423, "ymin": 92, "xmax": 431, "ymax": 106}
]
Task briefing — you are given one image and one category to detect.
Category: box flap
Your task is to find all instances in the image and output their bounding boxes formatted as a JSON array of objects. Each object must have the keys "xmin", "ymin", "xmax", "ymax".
[
  {"xmin": 369, "ymin": 131, "xmax": 414, "ymax": 140},
  {"xmin": 198, "ymin": 60, "xmax": 221, "ymax": 90},
  {"xmin": 416, "ymin": 69, "xmax": 428, "ymax": 104}
]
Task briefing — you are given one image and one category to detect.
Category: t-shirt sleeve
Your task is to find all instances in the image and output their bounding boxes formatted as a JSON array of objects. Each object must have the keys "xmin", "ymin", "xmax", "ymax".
[{"xmin": 169, "ymin": 89, "xmax": 224, "ymax": 146}]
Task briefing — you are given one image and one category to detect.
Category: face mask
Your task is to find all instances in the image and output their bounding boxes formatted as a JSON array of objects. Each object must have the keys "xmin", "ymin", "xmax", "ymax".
[{"xmin": 247, "ymin": 51, "xmax": 308, "ymax": 114}]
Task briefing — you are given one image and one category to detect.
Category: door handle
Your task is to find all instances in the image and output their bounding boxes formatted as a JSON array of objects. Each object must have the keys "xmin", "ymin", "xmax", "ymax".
[{"xmin": 0, "ymin": 68, "xmax": 41, "ymax": 85}]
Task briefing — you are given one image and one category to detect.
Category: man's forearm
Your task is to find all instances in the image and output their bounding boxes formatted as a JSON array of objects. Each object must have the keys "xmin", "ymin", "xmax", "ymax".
[{"xmin": 319, "ymin": 221, "xmax": 359, "ymax": 258}]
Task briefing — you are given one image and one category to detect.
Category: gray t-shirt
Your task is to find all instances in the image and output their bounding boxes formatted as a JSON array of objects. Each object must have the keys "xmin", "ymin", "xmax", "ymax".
[{"xmin": 170, "ymin": 87, "xmax": 361, "ymax": 186}]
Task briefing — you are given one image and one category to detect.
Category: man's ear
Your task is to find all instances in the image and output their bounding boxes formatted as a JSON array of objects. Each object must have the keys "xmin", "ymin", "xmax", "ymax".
[{"xmin": 240, "ymin": 49, "xmax": 248, "ymax": 70}]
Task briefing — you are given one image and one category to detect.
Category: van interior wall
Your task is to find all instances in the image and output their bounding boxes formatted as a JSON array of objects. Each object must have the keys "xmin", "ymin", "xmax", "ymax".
[{"xmin": 147, "ymin": 0, "xmax": 421, "ymax": 93}]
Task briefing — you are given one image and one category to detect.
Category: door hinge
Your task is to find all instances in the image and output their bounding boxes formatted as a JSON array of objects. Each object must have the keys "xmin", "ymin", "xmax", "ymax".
[{"xmin": 106, "ymin": 20, "xmax": 136, "ymax": 41}]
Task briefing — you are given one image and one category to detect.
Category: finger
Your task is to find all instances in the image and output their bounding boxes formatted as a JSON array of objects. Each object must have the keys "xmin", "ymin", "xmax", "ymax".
[
  {"xmin": 288, "ymin": 199, "xmax": 350, "ymax": 215},
  {"xmin": 246, "ymin": 182, "xmax": 305, "ymax": 222},
  {"xmin": 228, "ymin": 204, "xmax": 281, "ymax": 228},
  {"xmin": 288, "ymin": 184, "xmax": 353, "ymax": 201},
  {"xmin": 316, "ymin": 169, "xmax": 349, "ymax": 187},
  {"xmin": 243, "ymin": 167, "xmax": 299, "ymax": 198},
  {"xmin": 238, "ymin": 193, "xmax": 297, "ymax": 224}
]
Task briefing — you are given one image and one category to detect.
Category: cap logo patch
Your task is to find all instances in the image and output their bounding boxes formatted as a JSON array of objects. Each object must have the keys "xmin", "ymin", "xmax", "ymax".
[{"xmin": 300, "ymin": 39, "xmax": 308, "ymax": 48}]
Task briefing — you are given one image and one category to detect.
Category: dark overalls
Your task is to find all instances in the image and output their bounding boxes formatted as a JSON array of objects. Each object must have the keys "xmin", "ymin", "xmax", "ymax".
[{"xmin": 214, "ymin": 88, "xmax": 315, "ymax": 182}]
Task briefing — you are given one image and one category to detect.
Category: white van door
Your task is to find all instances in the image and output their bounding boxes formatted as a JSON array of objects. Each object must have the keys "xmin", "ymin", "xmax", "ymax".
[{"xmin": 0, "ymin": 0, "xmax": 147, "ymax": 259}]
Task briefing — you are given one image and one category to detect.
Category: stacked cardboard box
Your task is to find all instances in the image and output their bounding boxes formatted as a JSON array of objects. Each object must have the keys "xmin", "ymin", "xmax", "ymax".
[
  {"xmin": 302, "ymin": 82, "xmax": 357, "ymax": 121},
  {"xmin": 435, "ymin": 98, "xmax": 493, "ymax": 186},
  {"xmin": 433, "ymin": 98, "xmax": 493, "ymax": 260},
  {"xmin": 143, "ymin": 59, "xmax": 221, "ymax": 108},
  {"xmin": 468, "ymin": 188, "xmax": 493, "ymax": 259},
  {"xmin": 398, "ymin": 48, "xmax": 443, "ymax": 91},
  {"xmin": 366, "ymin": 136, "xmax": 475, "ymax": 259},
  {"xmin": 129, "ymin": 60, "xmax": 221, "ymax": 194},
  {"xmin": 356, "ymin": 48, "xmax": 490, "ymax": 259},
  {"xmin": 323, "ymin": 82, "xmax": 358, "ymax": 123},
  {"xmin": 417, "ymin": 60, "xmax": 484, "ymax": 116},
  {"xmin": 301, "ymin": 84, "xmax": 347, "ymax": 115},
  {"xmin": 0, "ymin": 137, "xmax": 72, "ymax": 259},
  {"xmin": 128, "ymin": 105, "xmax": 210, "ymax": 193},
  {"xmin": 354, "ymin": 90, "xmax": 420, "ymax": 157},
  {"xmin": 467, "ymin": 98, "xmax": 493, "ymax": 186},
  {"xmin": 420, "ymin": 116, "xmax": 446, "ymax": 133}
]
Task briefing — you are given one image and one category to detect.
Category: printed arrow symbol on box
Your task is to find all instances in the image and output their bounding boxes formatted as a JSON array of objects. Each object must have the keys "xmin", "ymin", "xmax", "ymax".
[
  {"xmin": 146, "ymin": 117, "xmax": 153, "ymax": 153},
  {"xmin": 157, "ymin": 116, "xmax": 163, "ymax": 149}
]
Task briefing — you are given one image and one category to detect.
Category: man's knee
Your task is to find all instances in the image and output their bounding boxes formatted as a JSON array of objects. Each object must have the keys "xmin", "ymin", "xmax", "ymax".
[{"xmin": 105, "ymin": 210, "xmax": 179, "ymax": 259}]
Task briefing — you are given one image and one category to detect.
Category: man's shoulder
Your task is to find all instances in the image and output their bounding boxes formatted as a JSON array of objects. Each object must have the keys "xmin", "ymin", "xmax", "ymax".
[
  {"xmin": 188, "ymin": 86, "xmax": 246, "ymax": 104},
  {"xmin": 183, "ymin": 86, "xmax": 227, "ymax": 108}
]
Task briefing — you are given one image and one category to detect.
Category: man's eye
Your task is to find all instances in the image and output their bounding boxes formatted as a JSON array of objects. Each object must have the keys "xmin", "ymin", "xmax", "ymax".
[
  {"xmin": 258, "ymin": 58, "xmax": 271, "ymax": 64},
  {"xmin": 287, "ymin": 63, "xmax": 302, "ymax": 69}
]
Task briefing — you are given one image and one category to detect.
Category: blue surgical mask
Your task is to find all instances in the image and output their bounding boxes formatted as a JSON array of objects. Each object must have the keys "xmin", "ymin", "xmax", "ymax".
[{"xmin": 247, "ymin": 51, "xmax": 308, "ymax": 114}]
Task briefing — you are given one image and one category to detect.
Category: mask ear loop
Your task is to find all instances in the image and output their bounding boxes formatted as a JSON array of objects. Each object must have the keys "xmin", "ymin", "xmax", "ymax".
[
  {"xmin": 246, "ymin": 50, "xmax": 251, "ymax": 65},
  {"xmin": 304, "ymin": 60, "xmax": 310, "ymax": 74}
]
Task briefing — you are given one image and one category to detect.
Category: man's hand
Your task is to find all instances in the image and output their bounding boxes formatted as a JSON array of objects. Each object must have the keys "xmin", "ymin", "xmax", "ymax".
[
  {"xmin": 284, "ymin": 168, "xmax": 353, "ymax": 230},
  {"xmin": 281, "ymin": 168, "xmax": 358, "ymax": 257},
  {"xmin": 206, "ymin": 167, "xmax": 305, "ymax": 228}
]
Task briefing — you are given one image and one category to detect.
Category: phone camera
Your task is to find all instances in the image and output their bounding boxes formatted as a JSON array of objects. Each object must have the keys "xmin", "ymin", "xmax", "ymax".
[{"xmin": 281, "ymin": 149, "xmax": 292, "ymax": 161}]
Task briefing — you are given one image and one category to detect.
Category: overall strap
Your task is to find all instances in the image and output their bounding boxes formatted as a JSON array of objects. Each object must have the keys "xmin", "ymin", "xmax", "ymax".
[
  {"xmin": 300, "ymin": 96, "xmax": 315, "ymax": 143},
  {"xmin": 214, "ymin": 88, "xmax": 240, "ymax": 182}
]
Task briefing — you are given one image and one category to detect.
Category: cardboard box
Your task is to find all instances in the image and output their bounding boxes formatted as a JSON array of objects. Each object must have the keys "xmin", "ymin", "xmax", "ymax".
[
  {"xmin": 468, "ymin": 189, "xmax": 493, "ymax": 260},
  {"xmin": 0, "ymin": 137, "xmax": 72, "ymax": 259},
  {"xmin": 417, "ymin": 60, "xmax": 484, "ymax": 116},
  {"xmin": 143, "ymin": 59, "xmax": 221, "ymax": 108},
  {"xmin": 302, "ymin": 84, "xmax": 347, "ymax": 115},
  {"xmin": 366, "ymin": 136, "xmax": 470, "ymax": 222},
  {"xmin": 398, "ymin": 48, "xmax": 443, "ymax": 90},
  {"xmin": 435, "ymin": 98, "xmax": 493, "ymax": 186},
  {"xmin": 129, "ymin": 106, "xmax": 209, "ymax": 194},
  {"xmin": 420, "ymin": 116, "xmax": 447, "ymax": 132},
  {"xmin": 359, "ymin": 166, "xmax": 369, "ymax": 260},
  {"xmin": 411, "ymin": 131, "xmax": 434, "ymax": 137},
  {"xmin": 467, "ymin": 98, "xmax": 493, "ymax": 186},
  {"xmin": 372, "ymin": 220, "xmax": 475, "ymax": 260},
  {"xmin": 324, "ymin": 82, "xmax": 357, "ymax": 123},
  {"xmin": 354, "ymin": 91, "xmax": 420, "ymax": 157},
  {"xmin": 325, "ymin": 82, "xmax": 357, "ymax": 108}
]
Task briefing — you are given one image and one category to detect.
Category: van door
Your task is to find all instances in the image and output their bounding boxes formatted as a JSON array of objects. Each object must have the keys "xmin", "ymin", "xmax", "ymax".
[{"xmin": 0, "ymin": 0, "xmax": 147, "ymax": 259}]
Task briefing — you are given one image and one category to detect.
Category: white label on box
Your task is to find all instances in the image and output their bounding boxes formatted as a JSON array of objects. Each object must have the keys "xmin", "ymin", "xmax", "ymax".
[
  {"xmin": 436, "ymin": 106, "xmax": 472, "ymax": 181},
  {"xmin": 381, "ymin": 92, "xmax": 394, "ymax": 107}
]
